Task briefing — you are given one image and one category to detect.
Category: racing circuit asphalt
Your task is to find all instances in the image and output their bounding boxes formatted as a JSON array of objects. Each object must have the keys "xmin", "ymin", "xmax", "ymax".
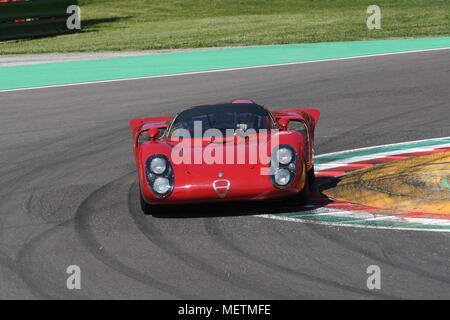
[{"xmin": 0, "ymin": 50, "xmax": 449, "ymax": 299}]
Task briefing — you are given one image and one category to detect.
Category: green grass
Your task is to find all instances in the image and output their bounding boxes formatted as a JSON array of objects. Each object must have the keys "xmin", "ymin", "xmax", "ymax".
[{"xmin": 1, "ymin": 0, "xmax": 449, "ymax": 54}]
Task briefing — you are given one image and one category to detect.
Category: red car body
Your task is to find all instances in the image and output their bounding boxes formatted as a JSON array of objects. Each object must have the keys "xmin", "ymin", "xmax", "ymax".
[{"xmin": 129, "ymin": 100, "xmax": 319, "ymax": 213}]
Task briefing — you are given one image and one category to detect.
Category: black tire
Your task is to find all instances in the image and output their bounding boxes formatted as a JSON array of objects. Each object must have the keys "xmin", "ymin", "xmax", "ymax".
[
  {"xmin": 140, "ymin": 191, "xmax": 167, "ymax": 215},
  {"xmin": 297, "ymin": 171, "xmax": 310, "ymax": 204},
  {"xmin": 140, "ymin": 192, "xmax": 152, "ymax": 215},
  {"xmin": 308, "ymin": 165, "xmax": 315, "ymax": 185},
  {"xmin": 285, "ymin": 167, "xmax": 310, "ymax": 205}
]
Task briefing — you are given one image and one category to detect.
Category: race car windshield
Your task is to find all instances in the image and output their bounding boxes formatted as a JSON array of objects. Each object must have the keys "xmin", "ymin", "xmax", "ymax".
[{"xmin": 169, "ymin": 103, "xmax": 274, "ymax": 137}]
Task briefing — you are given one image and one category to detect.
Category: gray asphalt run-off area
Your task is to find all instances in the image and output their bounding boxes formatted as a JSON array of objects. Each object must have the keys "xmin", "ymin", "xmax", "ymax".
[{"xmin": 0, "ymin": 50, "xmax": 449, "ymax": 299}]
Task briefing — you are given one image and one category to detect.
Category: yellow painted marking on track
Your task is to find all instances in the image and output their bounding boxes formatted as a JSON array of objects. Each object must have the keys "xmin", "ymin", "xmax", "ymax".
[{"xmin": 324, "ymin": 151, "xmax": 450, "ymax": 214}]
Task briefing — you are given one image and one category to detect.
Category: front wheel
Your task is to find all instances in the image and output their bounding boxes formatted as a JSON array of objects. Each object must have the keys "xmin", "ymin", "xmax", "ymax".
[
  {"xmin": 308, "ymin": 165, "xmax": 315, "ymax": 185},
  {"xmin": 140, "ymin": 192, "xmax": 152, "ymax": 215},
  {"xmin": 140, "ymin": 192, "xmax": 166, "ymax": 215},
  {"xmin": 285, "ymin": 166, "xmax": 310, "ymax": 205},
  {"xmin": 297, "ymin": 170, "xmax": 310, "ymax": 204}
]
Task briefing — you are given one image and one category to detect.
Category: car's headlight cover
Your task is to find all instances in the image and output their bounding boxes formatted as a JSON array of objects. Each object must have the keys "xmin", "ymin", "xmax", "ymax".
[
  {"xmin": 150, "ymin": 157, "xmax": 166, "ymax": 174},
  {"xmin": 270, "ymin": 144, "xmax": 297, "ymax": 189},
  {"xmin": 153, "ymin": 177, "xmax": 171, "ymax": 194},
  {"xmin": 145, "ymin": 154, "xmax": 174, "ymax": 198},
  {"xmin": 276, "ymin": 147, "xmax": 293, "ymax": 165},
  {"xmin": 274, "ymin": 168, "xmax": 291, "ymax": 186}
]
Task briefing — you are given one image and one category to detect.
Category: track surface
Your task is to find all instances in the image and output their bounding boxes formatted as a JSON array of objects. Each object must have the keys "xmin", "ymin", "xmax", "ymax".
[{"xmin": 1, "ymin": 50, "xmax": 449, "ymax": 299}]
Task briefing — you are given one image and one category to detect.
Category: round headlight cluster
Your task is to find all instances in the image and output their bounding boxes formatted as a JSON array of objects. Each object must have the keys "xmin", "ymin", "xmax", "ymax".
[
  {"xmin": 153, "ymin": 177, "xmax": 171, "ymax": 194},
  {"xmin": 146, "ymin": 155, "xmax": 174, "ymax": 197},
  {"xmin": 271, "ymin": 145, "xmax": 297, "ymax": 189},
  {"xmin": 274, "ymin": 168, "xmax": 291, "ymax": 186},
  {"xmin": 150, "ymin": 157, "xmax": 166, "ymax": 174},
  {"xmin": 276, "ymin": 148, "xmax": 293, "ymax": 165}
]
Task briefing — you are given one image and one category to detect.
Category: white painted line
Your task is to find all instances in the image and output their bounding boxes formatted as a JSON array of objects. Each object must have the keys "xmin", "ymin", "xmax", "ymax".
[
  {"xmin": 315, "ymin": 136, "xmax": 450, "ymax": 159},
  {"xmin": 261, "ymin": 207, "xmax": 450, "ymax": 226},
  {"xmin": 315, "ymin": 142, "xmax": 450, "ymax": 172},
  {"xmin": 259, "ymin": 137, "xmax": 450, "ymax": 232},
  {"xmin": 1, "ymin": 46, "xmax": 449, "ymax": 93},
  {"xmin": 257, "ymin": 214, "xmax": 450, "ymax": 233}
]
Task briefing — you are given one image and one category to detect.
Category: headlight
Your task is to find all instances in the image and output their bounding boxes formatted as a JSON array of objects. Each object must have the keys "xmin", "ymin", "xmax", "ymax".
[
  {"xmin": 145, "ymin": 154, "xmax": 174, "ymax": 198},
  {"xmin": 274, "ymin": 168, "xmax": 291, "ymax": 186},
  {"xmin": 276, "ymin": 148, "xmax": 293, "ymax": 165},
  {"xmin": 150, "ymin": 157, "xmax": 166, "ymax": 174},
  {"xmin": 153, "ymin": 177, "xmax": 171, "ymax": 194},
  {"xmin": 270, "ymin": 145, "xmax": 297, "ymax": 189}
]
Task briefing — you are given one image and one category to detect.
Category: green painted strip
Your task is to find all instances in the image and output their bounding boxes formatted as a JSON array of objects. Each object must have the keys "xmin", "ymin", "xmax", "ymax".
[
  {"xmin": 289, "ymin": 214, "xmax": 450, "ymax": 230},
  {"xmin": 352, "ymin": 220, "xmax": 450, "ymax": 230},
  {"xmin": 315, "ymin": 138, "xmax": 450, "ymax": 165},
  {"xmin": 345, "ymin": 220, "xmax": 450, "ymax": 230},
  {"xmin": 291, "ymin": 214, "xmax": 358, "ymax": 223},
  {"xmin": 1, "ymin": 36, "xmax": 450, "ymax": 91}
]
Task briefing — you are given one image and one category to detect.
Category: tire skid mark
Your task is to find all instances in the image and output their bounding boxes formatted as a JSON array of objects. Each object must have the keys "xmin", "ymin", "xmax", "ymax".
[
  {"xmin": 0, "ymin": 132, "xmax": 71, "ymax": 164},
  {"xmin": 0, "ymin": 126, "xmax": 127, "ymax": 200},
  {"xmin": 0, "ymin": 124, "xmax": 102, "ymax": 173},
  {"xmin": 14, "ymin": 219, "xmax": 89, "ymax": 300},
  {"xmin": 203, "ymin": 218, "xmax": 399, "ymax": 299},
  {"xmin": 270, "ymin": 225, "xmax": 374, "ymax": 290},
  {"xmin": 127, "ymin": 183, "xmax": 288, "ymax": 299},
  {"xmin": 0, "ymin": 181, "xmax": 87, "ymax": 298},
  {"xmin": 11, "ymin": 122, "xmax": 124, "ymax": 167},
  {"xmin": 74, "ymin": 173, "xmax": 195, "ymax": 299},
  {"xmin": 12, "ymin": 174, "xmax": 188, "ymax": 299},
  {"xmin": 318, "ymin": 102, "xmax": 444, "ymax": 151},
  {"xmin": 301, "ymin": 221, "xmax": 450, "ymax": 287},
  {"xmin": 0, "ymin": 220, "xmax": 56, "ymax": 232},
  {"xmin": 0, "ymin": 250, "xmax": 40, "ymax": 298}
]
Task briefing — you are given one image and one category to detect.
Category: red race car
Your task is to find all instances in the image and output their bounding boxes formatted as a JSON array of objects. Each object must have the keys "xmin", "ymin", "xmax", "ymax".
[{"xmin": 129, "ymin": 100, "xmax": 320, "ymax": 214}]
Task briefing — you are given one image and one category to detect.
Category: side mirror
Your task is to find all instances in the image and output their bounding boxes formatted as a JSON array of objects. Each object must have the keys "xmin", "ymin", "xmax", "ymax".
[
  {"xmin": 278, "ymin": 118, "xmax": 290, "ymax": 131},
  {"xmin": 148, "ymin": 128, "xmax": 160, "ymax": 140}
]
